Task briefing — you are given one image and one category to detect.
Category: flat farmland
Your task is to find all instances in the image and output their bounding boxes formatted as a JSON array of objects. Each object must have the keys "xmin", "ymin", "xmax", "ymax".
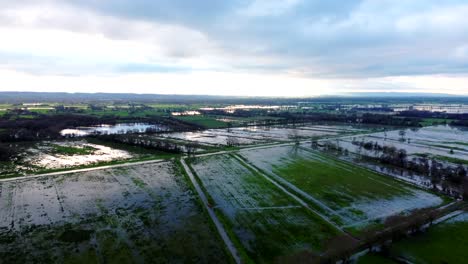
[
  {"xmin": 157, "ymin": 124, "xmax": 372, "ymax": 147},
  {"xmin": 358, "ymin": 212, "xmax": 468, "ymax": 263},
  {"xmin": 238, "ymin": 146, "xmax": 443, "ymax": 229},
  {"xmin": 387, "ymin": 212, "xmax": 468, "ymax": 263},
  {"xmin": 187, "ymin": 154, "xmax": 340, "ymax": 263},
  {"xmin": 336, "ymin": 125, "xmax": 468, "ymax": 165},
  {"xmin": 0, "ymin": 162, "xmax": 229, "ymax": 263}
]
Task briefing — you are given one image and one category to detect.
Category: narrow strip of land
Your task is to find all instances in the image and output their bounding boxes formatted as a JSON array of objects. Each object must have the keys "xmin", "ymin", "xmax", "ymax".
[
  {"xmin": 239, "ymin": 205, "xmax": 301, "ymax": 210},
  {"xmin": 231, "ymin": 154, "xmax": 344, "ymax": 232},
  {"xmin": 0, "ymin": 159, "xmax": 164, "ymax": 183},
  {"xmin": 180, "ymin": 158, "xmax": 242, "ymax": 264}
]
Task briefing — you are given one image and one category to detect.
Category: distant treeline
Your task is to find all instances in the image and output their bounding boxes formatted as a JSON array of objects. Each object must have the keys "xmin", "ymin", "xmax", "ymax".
[
  {"xmin": 0, "ymin": 114, "xmax": 200, "ymax": 142},
  {"xmin": 0, "ymin": 114, "xmax": 105, "ymax": 142},
  {"xmin": 399, "ymin": 110, "xmax": 468, "ymax": 126},
  {"xmin": 91, "ymin": 134, "xmax": 201, "ymax": 154},
  {"xmin": 269, "ymin": 112, "xmax": 422, "ymax": 127}
]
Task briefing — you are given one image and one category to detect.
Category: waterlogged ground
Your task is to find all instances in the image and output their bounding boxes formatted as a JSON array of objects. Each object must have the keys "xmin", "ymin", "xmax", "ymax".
[
  {"xmin": 60, "ymin": 123, "xmax": 170, "ymax": 137},
  {"xmin": 239, "ymin": 145, "xmax": 443, "ymax": 228},
  {"xmin": 24, "ymin": 140, "xmax": 133, "ymax": 170},
  {"xmin": 0, "ymin": 162, "xmax": 229, "ymax": 263},
  {"xmin": 358, "ymin": 211, "xmax": 468, "ymax": 263},
  {"xmin": 189, "ymin": 154, "xmax": 339, "ymax": 263},
  {"xmin": 158, "ymin": 124, "xmax": 371, "ymax": 146},
  {"xmin": 336, "ymin": 125, "xmax": 468, "ymax": 164}
]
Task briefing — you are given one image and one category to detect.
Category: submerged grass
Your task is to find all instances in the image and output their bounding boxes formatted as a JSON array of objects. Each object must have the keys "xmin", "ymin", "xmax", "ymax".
[
  {"xmin": 270, "ymin": 149, "xmax": 410, "ymax": 208},
  {"xmin": 175, "ymin": 115, "xmax": 229, "ymax": 128},
  {"xmin": 50, "ymin": 144, "xmax": 96, "ymax": 155},
  {"xmin": 188, "ymin": 154, "xmax": 340, "ymax": 263},
  {"xmin": 389, "ymin": 218, "xmax": 468, "ymax": 263},
  {"xmin": 0, "ymin": 161, "xmax": 230, "ymax": 263}
]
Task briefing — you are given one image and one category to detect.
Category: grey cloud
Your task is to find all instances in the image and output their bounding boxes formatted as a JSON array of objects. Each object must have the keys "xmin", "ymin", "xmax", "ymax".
[{"xmin": 3, "ymin": 0, "xmax": 468, "ymax": 78}]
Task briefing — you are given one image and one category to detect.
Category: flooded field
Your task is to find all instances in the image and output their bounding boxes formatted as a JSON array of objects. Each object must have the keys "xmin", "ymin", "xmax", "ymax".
[
  {"xmin": 158, "ymin": 124, "xmax": 371, "ymax": 146},
  {"xmin": 238, "ymin": 145, "xmax": 443, "ymax": 228},
  {"xmin": 0, "ymin": 140, "xmax": 137, "ymax": 177},
  {"xmin": 0, "ymin": 138, "xmax": 177, "ymax": 178},
  {"xmin": 322, "ymin": 125, "xmax": 468, "ymax": 195},
  {"xmin": 335, "ymin": 125, "xmax": 468, "ymax": 163},
  {"xmin": 188, "ymin": 154, "xmax": 339, "ymax": 262},
  {"xmin": 24, "ymin": 141, "xmax": 133, "ymax": 169},
  {"xmin": 60, "ymin": 123, "xmax": 169, "ymax": 137},
  {"xmin": 358, "ymin": 211, "xmax": 468, "ymax": 263},
  {"xmin": 0, "ymin": 162, "xmax": 229, "ymax": 263}
]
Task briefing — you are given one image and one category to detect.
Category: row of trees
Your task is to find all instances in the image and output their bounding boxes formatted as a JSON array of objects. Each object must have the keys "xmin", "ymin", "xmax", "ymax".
[
  {"xmin": 348, "ymin": 140, "xmax": 468, "ymax": 198},
  {"xmin": 269, "ymin": 112, "xmax": 424, "ymax": 127},
  {"xmin": 0, "ymin": 143, "xmax": 17, "ymax": 161},
  {"xmin": 93, "ymin": 134, "xmax": 203, "ymax": 154}
]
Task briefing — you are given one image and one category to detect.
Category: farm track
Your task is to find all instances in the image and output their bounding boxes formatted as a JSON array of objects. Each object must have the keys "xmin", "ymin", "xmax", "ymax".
[{"xmin": 180, "ymin": 158, "xmax": 242, "ymax": 264}]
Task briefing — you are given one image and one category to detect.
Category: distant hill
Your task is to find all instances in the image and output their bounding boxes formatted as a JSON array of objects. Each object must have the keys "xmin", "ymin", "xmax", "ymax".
[
  {"xmin": 0, "ymin": 91, "xmax": 467, "ymax": 104},
  {"xmin": 341, "ymin": 92, "xmax": 462, "ymax": 98}
]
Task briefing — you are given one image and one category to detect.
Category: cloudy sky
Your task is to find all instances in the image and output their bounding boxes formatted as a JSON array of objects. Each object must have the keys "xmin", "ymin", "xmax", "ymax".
[{"xmin": 1, "ymin": 0, "xmax": 467, "ymax": 96}]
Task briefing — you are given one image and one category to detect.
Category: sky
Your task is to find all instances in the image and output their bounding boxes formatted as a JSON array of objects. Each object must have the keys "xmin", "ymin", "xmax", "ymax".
[{"xmin": 0, "ymin": 0, "xmax": 467, "ymax": 97}]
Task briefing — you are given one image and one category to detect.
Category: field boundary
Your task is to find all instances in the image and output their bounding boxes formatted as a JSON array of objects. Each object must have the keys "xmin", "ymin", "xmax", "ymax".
[
  {"xmin": 180, "ymin": 158, "xmax": 242, "ymax": 264},
  {"xmin": 231, "ymin": 153, "xmax": 345, "ymax": 233},
  {"xmin": 0, "ymin": 159, "xmax": 165, "ymax": 183}
]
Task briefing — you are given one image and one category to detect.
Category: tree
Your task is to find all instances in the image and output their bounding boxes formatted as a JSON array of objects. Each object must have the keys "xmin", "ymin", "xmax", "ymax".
[
  {"xmin": 399, "ymin": 130, "xmax": 406, "ymax": 142},
  {"xmin": 226, "ymin": 135, "xmax": 239, "ymax": 147},
  {"xmin": 0, "ymin": 143, "xmax": 16, "ymax": 161},
  {"xmin": 430, "ymin": 160, "xmax": 442, "ymax": 189},
  {"xmin": 289, "ymin": 130, "xmax": 300, "ymax": 145},
  {"xmin": 185, "ymin": 143, "xmax": 197, "ymax": 156},
  {"xmin": 311, "ymin": 138, "xmax": 318, "ymax": 149},
  {"xmin": 463, "ymin": 177, "xmax": 468, "ymax": 201}
]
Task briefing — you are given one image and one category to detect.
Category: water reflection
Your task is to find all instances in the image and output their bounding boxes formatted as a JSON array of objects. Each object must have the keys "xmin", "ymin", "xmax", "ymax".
[{"xmin": 60, "ymin": 123, "xmax": 169, "ymax": 137}]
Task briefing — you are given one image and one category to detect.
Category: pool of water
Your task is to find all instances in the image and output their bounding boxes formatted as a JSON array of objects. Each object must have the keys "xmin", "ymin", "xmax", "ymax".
[{"xmin": 60, "ymin": 123, "xmax": 169, "ymax": 136}]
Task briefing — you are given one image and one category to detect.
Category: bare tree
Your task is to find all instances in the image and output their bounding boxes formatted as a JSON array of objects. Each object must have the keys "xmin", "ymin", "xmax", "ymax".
[
  {"xmin": 289, "ymin": 129, "xmax": 300, "ymax": 146},
  {"xmin": 399, "ymin": 130, "xmax": 406, "ymax": 142},
  {"xmin": 226, "ymin": 135, "xmax": 239, "ymax": 147},
  {"xmin": 311, "ymin": 138, "xmax": 318, "ymax": 149},
  {"xmin": 463, "ymin": 176, "xmax": 468, "ymax": 201},
  {"xmin": 185, "ymin": 143, "xmax": 197, "ymax": 156}
]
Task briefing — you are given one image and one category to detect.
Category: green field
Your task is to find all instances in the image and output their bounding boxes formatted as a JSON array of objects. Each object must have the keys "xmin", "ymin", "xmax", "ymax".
[
  {"xmin": 420, "ymin": 118, "xmax": 448, "ymax": 126},
  {"xmin": 188, "ymin": 154, "xmax": 340, "ymax": 263},
  {"xmin": 239, "ymin": 146, "xmax": 443, "ymax": 227},
  {"xmin": 389, "ymin": 214, "xmax": 468, "ymax": 263},
  {"xmin": 50, "ymin": 144, "xmax": 96, "ymax": 155},
  {"xmin": 175, "ymin": 115, "xmax": 230, "ymax": 128},
  {"xmin": 357, "ymin": 213, "xmax": 468, "ymax": 263}
]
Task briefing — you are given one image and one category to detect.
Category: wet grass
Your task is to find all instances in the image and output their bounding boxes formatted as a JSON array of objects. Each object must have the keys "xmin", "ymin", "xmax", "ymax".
[
  {"xmin": 269, "ymin": 149, "xmax": 410, "ymax": 208},
  {"xmin": 239, "ymin": 146, "xmax": 444, "ymax": 229},
  {"xmin": 388, "ymin": 218, "xmax": 468, "ymax": 263},
  {"xmin": 357, "ymin": 216, "xmax": 468, "ymax": 263},
  {"xmin": 0, "ymin": 138, "xmax": 182, "ymax": 180},
  {"xmin": 0, "ymin": 162, "xmax": 230, "ymax": 263},
  {"xmin": 50, "ymin": 144, "xmax": 96, "ymax": 155},
  {"xmin": 420, "ymin": 118, "xmax": 448, "ymax": 126},
  {"xmin": 188, "ymin": 154, "xmax": 340, "ymax": 263},
  {"xmin": 174, "ymin": 115, "xmax": 229, "ymax": 128}
]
